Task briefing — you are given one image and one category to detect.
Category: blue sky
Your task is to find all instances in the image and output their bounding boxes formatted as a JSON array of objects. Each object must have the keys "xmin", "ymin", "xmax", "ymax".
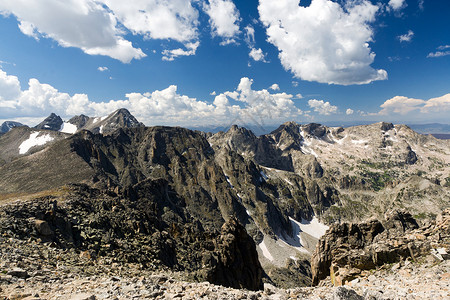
[{"xmin": 0, "ymin": 0, "xmax": 449, "ymax": 127}]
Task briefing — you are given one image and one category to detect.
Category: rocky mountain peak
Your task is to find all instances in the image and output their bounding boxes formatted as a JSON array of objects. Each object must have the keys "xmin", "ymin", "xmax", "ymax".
[
  {"xmin": 68, "ymin": 114, "xmax": 90, "ymax": 129},
  {"xmin": 0, "ymin": 120, "xmax": 449, "ymax": 293},
  {"xmin": 34, "ymin": 113, "xmax": 63, "ymax": 131},
  {"xmin": 88, "ymin": 108, "xmax": 144, "ymax": 134},
  {"xmin": 209, "ymin": 125, "xmax": 258, "ymax": 155},
  {"xmin": 270, "ymin": 121, "xmax": 300, "ymax": 136},
  {"xmin": 405, "ymin": 145, "xmax": 418, "ymax": 165},
  {"xmin": 302, "ymin": 123, "xmax": 327, "ymax": 138},
  {"xmin": 208, "ymin": 217, "xmax": 263, "ymax": 290},
  {"xmin": 269, "ymin": 121, "xmax": 302, "ymax": 151},
  {"xmin": 109, "ymin": 108, "xmax": 141, "ymax": 126},
  {"xmin": 0, "ymin": 121, "xmax": 24, "ymax": 134},
  {"xmin": 381, "ymin": 122, "xmax": 394, "ymax": 131},
  {"xmin": 227, "ymin": 124, "xmax": 255, "ymax": 136}
]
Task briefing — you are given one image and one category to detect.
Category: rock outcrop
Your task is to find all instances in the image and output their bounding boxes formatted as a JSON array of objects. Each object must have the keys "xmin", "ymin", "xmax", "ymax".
[
  {"xmin": 206, "ymin": 217, "xmax": 263, "ymax": 290},
  {"xmin": 311, "ymin": 209, "xmax": 450, "ymax": 286}
]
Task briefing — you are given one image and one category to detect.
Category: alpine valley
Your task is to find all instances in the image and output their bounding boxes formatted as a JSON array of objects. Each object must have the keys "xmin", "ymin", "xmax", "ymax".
[{"xmin": 0, "ymin": 109, "xmax": 449, "ymax": 299}]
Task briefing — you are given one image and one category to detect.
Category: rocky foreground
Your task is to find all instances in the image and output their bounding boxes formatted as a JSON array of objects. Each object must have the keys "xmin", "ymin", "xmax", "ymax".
[
  {"xmin": 0, "ymin": 206, "xmax": 449, "ymax": 299},
  {"xmin": 0, "ymin": 234, "xmax": 448, "ymax": 299}
]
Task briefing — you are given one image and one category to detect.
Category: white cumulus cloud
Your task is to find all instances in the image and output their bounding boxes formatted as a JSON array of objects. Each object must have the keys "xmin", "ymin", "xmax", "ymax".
[
  {"xmin": 0, "ymin": 69, "xmax": 22, "ymax": 103},
  {"xmin": 102, "ymin": 0, "xmax": 199, "ymax": 43},
  {"xmin": 249, "ymin": 48, "xmax": 267, "ymax": 62},
  {"xmin": 398, "ymin": 30, "xmax": 414, "ymax": 42},
  {"xmin": 0, "ymin": 67, "xmax": 303, "ymax": 126},
  {"xmin": 421, "ymin": 94, "xmax": 450, "ymax": 113},
  {"xmin": 258, "ymin": 0, "xmax": 387, "ymax": 85},
  {"xmin": 346, "ymin": 108, "xmax": 354, "ymax": 115},
  {"xmin": 378, "ymin": 94, "xmax": 450, "ymax": 116},
  {"xmin": 162, "ymin": 41, "xmax": 200, "ymax": 61},
  {"xmin": 97, "ymin": 66, "xmax": 109, "ymax": 72},
  {"xmin": 0, "ymin": 0, "xmax": 146, "ymax": 63},
  {"xmin": 308, "ymin": 99, "xmax": 338, "ymax": 115},
  {"xmin": 244, "ymin": 25, "xmax": 255, "ymax": 46},
  {"xmin": 0, "ymin": 0, "xmax": 207, "ymax": 62},
  {"xmin": 379, "ymin": 96, "xmax": 425, "ymax": 115},
  {"xmin": 203, "ymin": 0, "xmax": 240, "ymax": 45},
  {"xmin": 427, "ymin": 45, "xmax": 450, "ymax": 58},
  {"xmin": 269, "ymin": 84, "xmax": 280, "ymax": 91},
  {"xmin": 388, "ymin": 0, "xmax": 406, "ymax": 11},
  {"xmin": 244, "ymin": 24, "xmax": 267, "ymax": 63}
]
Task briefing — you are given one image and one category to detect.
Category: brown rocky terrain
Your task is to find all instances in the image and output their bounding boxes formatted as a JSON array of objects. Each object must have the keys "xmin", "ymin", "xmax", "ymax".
[{"xmin": 0, "ymin": 114, "xmax": 449, "ymax": 296}]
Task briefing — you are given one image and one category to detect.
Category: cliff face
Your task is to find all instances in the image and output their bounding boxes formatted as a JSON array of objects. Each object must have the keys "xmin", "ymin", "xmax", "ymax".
[{"xmin": 311, "ymin": 209, "xmax": 450, "ymax": 286}]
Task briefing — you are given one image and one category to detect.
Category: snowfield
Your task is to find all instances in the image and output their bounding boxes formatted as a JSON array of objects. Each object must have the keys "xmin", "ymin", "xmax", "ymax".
[
  {"xmin": 295, "ymin": 216, "xmax": 329, "ymax": 240},
  {"xmin": 59, "ymin": 122, "xmax": 77, "ymax": 134},
  {"xmin": 259, "ymin": 239, "xmax": 274, "ymax": 261},
  {"xmin": 19, "ymin": 132, "xmax": 54, "ymax": 154}
]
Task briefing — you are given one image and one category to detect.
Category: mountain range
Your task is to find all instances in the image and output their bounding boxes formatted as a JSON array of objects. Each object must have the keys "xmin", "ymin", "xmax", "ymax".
[{"xmin": 0, "ymin": 109, "xmax": 448, "ymax": 290}]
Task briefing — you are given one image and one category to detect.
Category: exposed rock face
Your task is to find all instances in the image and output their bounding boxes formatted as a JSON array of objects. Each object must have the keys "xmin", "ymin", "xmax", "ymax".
[
  {"xmin": 4, "ymin": 116, "xmax": 448, "ymax": 227},
  {"xmin": 206, "ymin": 217, "xmax": 263, "ymax": 290},
  {"xmin": 0, "ymin": 124, "xmax": 316, "ymax": 287},
  {"xmin": 311, "ymin": 210, "xmax": 450, "ymax": 286},
  {"xmin": 0, "ymin": 125, "xmax": 311, "ymax": 241},
  {"xmin": 405, "ymin": 145, "xmax": 418, "ymax": 165},
  {"xmin": 33, "ymin": 219, "xmax": 53, "ymax": 236},
  {"xmin": 380, "ymin": 122, "xmax": 394, "ymax": 132},
  {"xmin": 306, "ymin": 158, "xmax": 323, "ymax": 178},
  {"xmin": 303, "ymin": 123, "xmax": 327, "ymax": 138},
  {"xmin": 34, "ymin": 113, "xmax": 63, "ymax": 131},
  {"xmin": 68, "ymin": 114, "xmax": 90, "ymax": 129}
]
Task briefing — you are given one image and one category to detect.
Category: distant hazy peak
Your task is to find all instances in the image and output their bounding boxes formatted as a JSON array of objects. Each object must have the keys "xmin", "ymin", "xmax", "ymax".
[{"xmin": 0, "ymin": 121, "xmax": 25, "ymax": 134}]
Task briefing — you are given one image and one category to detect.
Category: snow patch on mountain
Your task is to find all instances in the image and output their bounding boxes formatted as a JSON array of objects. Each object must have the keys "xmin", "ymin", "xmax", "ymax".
[
  {"xmin": 259, "ymin": 239, "xmax": 274, "ymax": 261},
  {"xmin": 284, "ymin": 178, "xmax": 294, "ymax": 186},
  {"xmin": 294, "ymin": 217, "xmax": 329, "ymax": 240},
  {"xmin": 19, "ymin": 132, "xmax": 54, "ymax": 154},
  {"xmin": 93, "ymin": 116, "xmax": 107, "ymax": 124},
  {"xmin": 299, "ymin": 129, "xmax": 320, "ymax": 157},
  {"xmin": 224, "ymin": 174, "xmax": 234, "ymax": 189},
  {"xmin": 59, "ymin": 122, "xmax": 77, "ymax": 134},
  {"xmin": 351, "ymin": 139, "xmax": 369, "ymax": 145}
]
